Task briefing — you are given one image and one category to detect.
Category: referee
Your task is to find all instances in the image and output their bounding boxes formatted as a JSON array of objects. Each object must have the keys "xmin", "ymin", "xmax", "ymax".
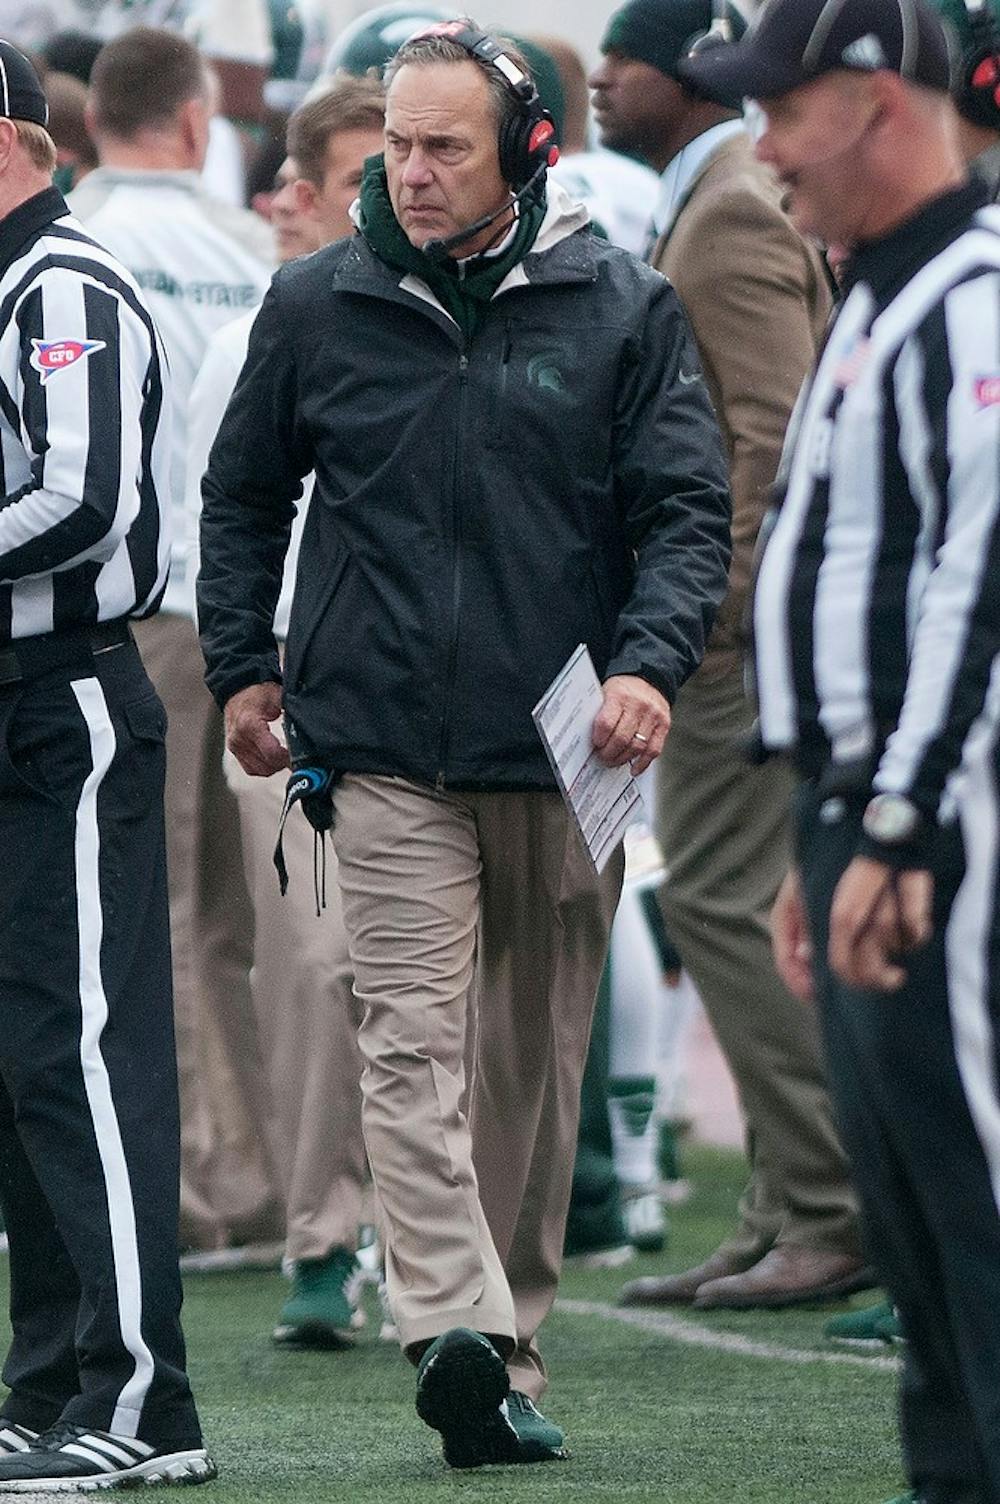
[
  {"xmin": 684, "ymin": 0, "xmax": 1000, "ymax": 1498},
  {"xmin": 0, "ymin": 44, "xmax": 213, "ymax": 1491}
]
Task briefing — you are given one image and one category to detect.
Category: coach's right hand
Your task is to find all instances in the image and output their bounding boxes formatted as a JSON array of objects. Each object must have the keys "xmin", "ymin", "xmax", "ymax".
[{"xmin": 225, "ymin": 682, "xmax": 290, "ymax": 777}]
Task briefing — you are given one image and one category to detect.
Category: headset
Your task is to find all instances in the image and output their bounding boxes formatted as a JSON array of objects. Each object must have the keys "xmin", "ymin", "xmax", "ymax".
[
  {"xmin": 682, "ymin": 0, "xmax": 736, "ymax": 60},
  {"xmin": 960, "ymin": 0, "xmax": 1000, "ymax": 127},
  {"xmin": 408, "ymin": 20, "xmax": 560, "ymax": 257},
  {"xmin": 412, "ymin": 20, "xmax": 560, "ymax": 187}
]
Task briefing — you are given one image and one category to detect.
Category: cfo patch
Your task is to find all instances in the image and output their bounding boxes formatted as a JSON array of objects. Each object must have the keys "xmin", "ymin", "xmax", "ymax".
[{"xmin": 30, "ymin": 338, "xmax": 107, "ymax": 385}]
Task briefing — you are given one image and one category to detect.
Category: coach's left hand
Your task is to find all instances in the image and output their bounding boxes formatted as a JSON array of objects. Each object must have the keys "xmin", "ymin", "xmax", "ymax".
[
  {"xmin": 593, "ymin": 674, "xmax": 671, "ymax": 776},
  {"xmin": 829, "ymin": 857, "xmax": 933, "ymax": 993}
]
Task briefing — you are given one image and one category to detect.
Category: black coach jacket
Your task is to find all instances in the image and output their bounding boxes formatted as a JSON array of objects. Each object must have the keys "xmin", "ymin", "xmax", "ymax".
[{"xmin": 198, "ymin": 187, "xmax": 731, "ymax": 790}]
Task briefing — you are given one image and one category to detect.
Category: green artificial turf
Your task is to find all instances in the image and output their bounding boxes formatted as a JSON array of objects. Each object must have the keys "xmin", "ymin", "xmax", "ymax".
[{"xmin": 1, "ymin": 1147, "xmax": 905, "ymax": 1502}]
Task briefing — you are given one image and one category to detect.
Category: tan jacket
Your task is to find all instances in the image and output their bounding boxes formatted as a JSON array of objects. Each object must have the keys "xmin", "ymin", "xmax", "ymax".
[{"xmin": 652, "ymin": 132, "xmax": 830, "ymax": 671}]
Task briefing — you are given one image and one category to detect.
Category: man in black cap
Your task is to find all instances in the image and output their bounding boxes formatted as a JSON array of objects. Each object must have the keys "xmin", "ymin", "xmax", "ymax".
[
  {"xmin": 0, "ymin": 39, "xmax": 213, "ymax": 1492},
  {"xmin": 592, "ymin": 0, "xmax": 871, "ymax": 1316},
  {"xmin": 684, "ymin": 2, "xmax": 1000, "ymax": 1500}
]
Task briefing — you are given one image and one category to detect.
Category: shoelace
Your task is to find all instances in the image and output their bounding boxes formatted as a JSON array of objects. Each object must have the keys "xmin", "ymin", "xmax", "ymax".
[{"xmin": 28, "ymin": 1422, "xmax": 86, "ymax": 1453}]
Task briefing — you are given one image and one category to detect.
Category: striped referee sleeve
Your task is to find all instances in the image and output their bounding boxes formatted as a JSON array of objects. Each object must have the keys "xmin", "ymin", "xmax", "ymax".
[
  {"xmin": 0, "ymin": 262, "xmax": 148, "ymax": 580},
  {"xmin": 875, "ymin": 270, "xmax": 1000, "ymax": 817}
]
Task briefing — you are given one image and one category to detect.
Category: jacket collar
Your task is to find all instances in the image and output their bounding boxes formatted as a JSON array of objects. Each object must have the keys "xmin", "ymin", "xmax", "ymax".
[
  {"xmin": 339, "ymin": 179, "xmax": 595, "ymax": 329},
  {"xmin": 653, "ymin": 120, "xmax": 747, "ymax": 241},
  {"xmin": 76, "ymin": 166, "xmax": 202, "ymax": 193},
  {"xmin": 0, "ymin": 186, "xmax": 67, "ymax": 275}
]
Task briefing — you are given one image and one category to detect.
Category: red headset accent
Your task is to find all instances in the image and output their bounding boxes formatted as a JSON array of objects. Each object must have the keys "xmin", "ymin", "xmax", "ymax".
[
  {"xmin": 528, "ymin": 118, "xmax": 560, "ymax": 167},
  {"xmin": 971, "ymin": 52, "xmax": 1000, "ymax": 104}
]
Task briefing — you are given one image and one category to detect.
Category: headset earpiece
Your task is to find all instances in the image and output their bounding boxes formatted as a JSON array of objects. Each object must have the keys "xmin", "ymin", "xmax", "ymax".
[
  {"xmin": 961, "ymin": 0, "xmax": 1000, "ymax": 129},
  {"xmin": 685, "ymin": 14, "xmax": 734, "ymax": 57},
  {"xmin": 499, "ymin": 107, "xmax": 559, "ymax": 185},
  {"xmin": 412, "ymin": 19, "xmax": 559, "ymax": 187},
  {"xmin": 682, "ymin": 0, "xmax": 735, "ymax": 60}
]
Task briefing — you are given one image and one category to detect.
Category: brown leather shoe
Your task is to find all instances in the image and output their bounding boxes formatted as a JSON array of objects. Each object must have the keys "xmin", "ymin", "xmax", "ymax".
[
  {"xmin": 619, "ymin": 1247, "xmax": 759, "ymax": 1307},
  {"xmin": 692, "ymin": 1246, "xmax": 876, "ymax": 1310}
]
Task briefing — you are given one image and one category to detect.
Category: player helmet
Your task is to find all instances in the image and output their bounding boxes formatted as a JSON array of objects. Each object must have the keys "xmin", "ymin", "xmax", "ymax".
[{"xmin": 322, "ymin": 2, "xmax": 462, "ymax": 78}]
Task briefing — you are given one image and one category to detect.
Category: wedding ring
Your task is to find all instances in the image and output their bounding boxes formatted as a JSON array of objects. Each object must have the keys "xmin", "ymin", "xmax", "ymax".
[{"xmin": 632, "ymin": 733, "xmax": 648, "ymax": 744}]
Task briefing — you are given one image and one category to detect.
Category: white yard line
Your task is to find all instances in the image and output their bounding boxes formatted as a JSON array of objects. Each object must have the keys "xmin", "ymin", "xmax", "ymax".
[{"xmin": 556, "ymin": 1299, "xmax": 901, "ymax": 1373}]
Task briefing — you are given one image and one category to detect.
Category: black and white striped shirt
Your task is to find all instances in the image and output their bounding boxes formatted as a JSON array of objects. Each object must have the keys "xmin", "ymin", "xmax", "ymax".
[
  {"xmin": 755, "ymin": 182, "xmax": 1000, "ymax": 825},
  {"xmin": 0, "ymin": 186, "xmax": 170, "ymax": 643}
]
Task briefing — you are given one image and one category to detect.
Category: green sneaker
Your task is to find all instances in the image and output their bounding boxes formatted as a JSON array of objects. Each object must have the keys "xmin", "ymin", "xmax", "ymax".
[
  {"xmin": 824, "ymin": 1300, "xmax": 900, "ymax": 1347},
  {"xmin": 273, "ymin": 1247, "xmax": 364, "ymax": 1348},
  {"xmin": 415, "ymin": 1328, "xmax": 567, "ymax": 1468}
]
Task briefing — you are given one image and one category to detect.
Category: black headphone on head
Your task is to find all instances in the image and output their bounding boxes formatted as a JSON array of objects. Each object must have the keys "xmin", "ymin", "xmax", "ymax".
[
  {"xmin": 411, "ymin": 19, "xmax": 560, "ymax": 187},
  {"xmin": 960, "ymin": 0, "xmax": 1000, "ymax": 127}
]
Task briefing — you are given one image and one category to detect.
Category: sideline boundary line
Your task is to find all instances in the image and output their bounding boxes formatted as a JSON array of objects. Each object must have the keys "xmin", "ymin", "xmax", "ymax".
[{"xmin": 556, "ymin": 1298, "xmax": 901, "ymax": 1373}]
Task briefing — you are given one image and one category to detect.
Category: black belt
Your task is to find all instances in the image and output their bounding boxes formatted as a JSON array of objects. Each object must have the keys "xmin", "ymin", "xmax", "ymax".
[{"xmin": 0, "ymin": 619, "xmax": 133, "ymax": 687}]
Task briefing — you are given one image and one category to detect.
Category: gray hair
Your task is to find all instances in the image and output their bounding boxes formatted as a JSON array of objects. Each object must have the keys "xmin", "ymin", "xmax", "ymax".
[{"xmin": 383, "ymin": 30, "xmax": 530, "ymax": 136}]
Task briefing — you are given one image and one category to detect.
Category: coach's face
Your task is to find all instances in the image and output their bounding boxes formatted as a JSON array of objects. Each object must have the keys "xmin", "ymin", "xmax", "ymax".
[{"xmin": 384, "ymin": 59, "xmax": 511, "ymax": 255}]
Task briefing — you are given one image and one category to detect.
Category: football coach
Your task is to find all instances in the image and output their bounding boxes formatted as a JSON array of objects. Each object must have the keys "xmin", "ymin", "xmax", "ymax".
[{"xmin": 199, "ymin": 19, "xmax": 730, "ymax": 1470}]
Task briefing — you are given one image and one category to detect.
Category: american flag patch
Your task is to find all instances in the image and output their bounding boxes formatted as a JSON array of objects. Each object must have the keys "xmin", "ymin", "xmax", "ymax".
[
  {"xmin": 833, "ymin": 338, "xmax": 871, "ymax": 389},
  {"xmin": 974, "ymin": 376, "xmax": 1000, "ymax": 408}
]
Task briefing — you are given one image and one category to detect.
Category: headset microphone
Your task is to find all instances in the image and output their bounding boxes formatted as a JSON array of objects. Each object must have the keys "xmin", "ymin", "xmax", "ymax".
[{"xmin": 421, "ymin": 159, "xmax": 548, "ymax": 260}]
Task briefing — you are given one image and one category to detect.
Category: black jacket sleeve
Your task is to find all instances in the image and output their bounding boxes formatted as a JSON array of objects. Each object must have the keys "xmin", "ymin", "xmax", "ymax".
[
  {"xmin": 198, "ymin": 275, "xmax": 313, "ymax": 709},
  {"xmin": 604, "ymin": 274, "xmax": 732, "ymax": 702}
]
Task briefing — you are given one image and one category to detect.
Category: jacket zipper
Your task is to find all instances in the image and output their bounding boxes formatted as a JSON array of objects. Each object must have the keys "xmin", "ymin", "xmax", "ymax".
[
  {"xmin": 436, "ymin": 346, "xmax": 470, "ymax": 790},
  {"xmin": 494, "ymin": 324, "xmax": 512, "ymax": 444}
]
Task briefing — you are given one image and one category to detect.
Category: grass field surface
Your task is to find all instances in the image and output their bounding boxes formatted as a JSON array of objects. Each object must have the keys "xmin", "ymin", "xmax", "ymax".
[{"xmin": 2, "ymin": 1148, "xmax": 904, "ymax": 1502}]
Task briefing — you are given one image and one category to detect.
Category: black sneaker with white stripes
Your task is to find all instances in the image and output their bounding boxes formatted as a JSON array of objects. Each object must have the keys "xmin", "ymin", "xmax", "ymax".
[
  {"xmin": 0, "ymin": 1426, "xmax": 36, "ymax": 1457},
  {"xmin": 0, "ymin": 1422, "xmax": 216, "ymax": 1491}
]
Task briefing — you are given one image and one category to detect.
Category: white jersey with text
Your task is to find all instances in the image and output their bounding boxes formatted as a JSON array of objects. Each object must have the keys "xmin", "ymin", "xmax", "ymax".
[{"xmin": 70, "ymin": 168, "xmax": 274, "ymax": 614}]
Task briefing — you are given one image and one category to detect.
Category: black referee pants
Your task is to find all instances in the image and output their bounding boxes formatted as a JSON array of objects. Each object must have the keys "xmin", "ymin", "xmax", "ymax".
[
  {"xmin": 797, "ymin": 760, "xmax": 1000, "ymax": 1504},
  {"xmin": 0, "ymin": 636, "xmax": 201, "ymax": 1449}
]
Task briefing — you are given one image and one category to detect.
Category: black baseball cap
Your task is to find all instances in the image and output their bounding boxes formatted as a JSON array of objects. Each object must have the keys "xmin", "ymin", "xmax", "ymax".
[
  {"xmin": 0, "ymin": 40, "xmax": 49, "ymax": 126},
  {"xmin": 677, "ymin": 0, "xmax": 952, "ymax": 103}
]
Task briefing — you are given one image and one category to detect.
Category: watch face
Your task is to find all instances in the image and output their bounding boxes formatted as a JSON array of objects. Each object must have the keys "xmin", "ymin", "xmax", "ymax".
[{"xmin": 865, "ymin": 794, "xmax": 920, "ymax": 845}]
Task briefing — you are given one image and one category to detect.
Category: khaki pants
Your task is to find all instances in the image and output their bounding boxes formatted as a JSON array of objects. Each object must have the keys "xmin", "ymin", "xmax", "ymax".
[
  {"xmin": 225, "ymin": 751, "xmax": 366, "ymax": 1262},
  {"xmin": 134, "ymin": 614, "xmax": 283, "ymax": 1249},
  {"xmin": 331, "ymin": 775, "xmax": 622, "ymax": 1399},
  {"xmin": 656, "ymin": 662, "xmax": 860, "ymax": 1260}
]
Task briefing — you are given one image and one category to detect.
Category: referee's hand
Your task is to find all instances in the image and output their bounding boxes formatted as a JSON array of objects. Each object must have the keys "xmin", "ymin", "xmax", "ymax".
[
  {"xmin": 829, "ymin": 857, "xmax": 933, "ymax": 993},
  {"xmin": 225, "ymin": 682, "xmax": 290, "ymax": 778}
]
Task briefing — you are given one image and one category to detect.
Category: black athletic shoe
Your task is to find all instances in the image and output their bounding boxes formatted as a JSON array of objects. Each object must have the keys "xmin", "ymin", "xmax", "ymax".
[
  {"xmin": 0, "ymin": 1425, "xmax": 37, "ymax": 1457},
  {"xmin": 0, "ymin": 1421, "xmax": 217, "ymax": 1491},
  {"xmin": 415, "ymin": 1328, "xmax": 567, "ymax": 1468}
]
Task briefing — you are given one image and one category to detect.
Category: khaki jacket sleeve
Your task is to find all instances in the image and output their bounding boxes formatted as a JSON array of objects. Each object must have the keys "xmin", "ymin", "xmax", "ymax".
[{"xmin": 659, "ymin": 185, "xmax": 829, "ymax": 665}]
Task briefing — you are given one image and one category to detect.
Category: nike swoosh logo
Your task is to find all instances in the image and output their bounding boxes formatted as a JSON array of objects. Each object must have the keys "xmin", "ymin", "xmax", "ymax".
[{"xmin": 678, "ymin": 369, "xmax": 701, "ymax": 385}]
